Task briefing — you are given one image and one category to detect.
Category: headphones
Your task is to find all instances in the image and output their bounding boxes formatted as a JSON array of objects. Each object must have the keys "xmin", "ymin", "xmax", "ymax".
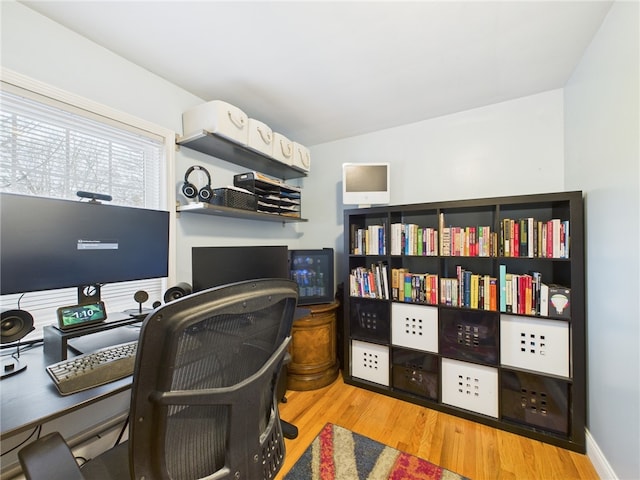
[{"xmin": 182, "ymin": 165, "xmax": 213, "ymax": 202}]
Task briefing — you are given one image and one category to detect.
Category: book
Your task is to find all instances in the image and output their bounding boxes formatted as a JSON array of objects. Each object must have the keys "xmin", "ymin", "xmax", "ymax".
[
  {"xmin": 499, "ymin": 264, "xmax": 507, "ymax": 312},
  {"xmin": 540, "ymin": 283, "xmax": 549, "ymax": 317}
]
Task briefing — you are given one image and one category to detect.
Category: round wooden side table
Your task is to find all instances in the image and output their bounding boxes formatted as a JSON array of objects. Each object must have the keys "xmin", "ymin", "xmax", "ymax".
[{"xmin": 287, "ymin": 301, "xmax": 340, "ymax": 391}]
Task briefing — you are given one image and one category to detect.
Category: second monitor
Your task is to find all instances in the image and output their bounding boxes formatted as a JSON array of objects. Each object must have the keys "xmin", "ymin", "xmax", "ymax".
[
  {"xmin": 191, "ymin": 246, "xmax": 335, "ymax": 305},
  {"xmin": 192, "ymin": 246, "xmax": 290, "ymax": 293}
]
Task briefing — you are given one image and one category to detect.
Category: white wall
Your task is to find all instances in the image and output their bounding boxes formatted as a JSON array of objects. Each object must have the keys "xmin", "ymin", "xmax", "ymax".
[
  {"xmin": 564, "ymin": 2, "xmax": 640, "ymax": 479},
  {"xmin": 305, "ymin": 90, "xmax": 565, "ymax": 280}
]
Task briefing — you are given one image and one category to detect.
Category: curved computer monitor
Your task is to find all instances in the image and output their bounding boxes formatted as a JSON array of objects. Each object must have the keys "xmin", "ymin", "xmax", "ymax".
[
  {"xmin": 0, "ymin": 193, "xmax": 169, "ymax": 300},
  {"xmin": 342, "ymin": 162, "xmax": 390, "ymax": 207}
]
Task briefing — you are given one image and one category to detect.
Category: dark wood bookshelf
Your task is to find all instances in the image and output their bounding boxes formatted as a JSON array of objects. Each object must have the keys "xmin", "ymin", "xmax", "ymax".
[{"xmin": 342, "ymin": 191, "xmax": 585, "ymax": 452}]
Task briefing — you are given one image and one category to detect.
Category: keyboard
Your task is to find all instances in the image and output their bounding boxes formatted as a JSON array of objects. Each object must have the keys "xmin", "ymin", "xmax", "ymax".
[{"xmin": 46, "ymin": 341, "xmax": 137, "ymax": 395}]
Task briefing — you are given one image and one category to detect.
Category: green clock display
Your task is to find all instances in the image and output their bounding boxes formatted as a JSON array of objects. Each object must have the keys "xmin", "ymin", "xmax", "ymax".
[{"xmin": 57, "ymin": 301, "xmax": 107, "ymax": 330}]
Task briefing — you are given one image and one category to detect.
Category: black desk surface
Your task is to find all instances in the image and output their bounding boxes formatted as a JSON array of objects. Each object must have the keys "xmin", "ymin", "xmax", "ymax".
[{"xmin": 1, "ymin": 342, "xmax": 133, "ymax": 440}]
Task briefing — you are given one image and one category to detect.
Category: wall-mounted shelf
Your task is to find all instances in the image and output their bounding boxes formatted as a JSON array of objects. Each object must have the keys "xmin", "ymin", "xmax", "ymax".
[
  {"xmin": 176, "ymin": 130, "xmax": 307, "ymax": 181},
  {"xmin": 177, "ymin": 201, "xmax": 307, "ymax": 223}
]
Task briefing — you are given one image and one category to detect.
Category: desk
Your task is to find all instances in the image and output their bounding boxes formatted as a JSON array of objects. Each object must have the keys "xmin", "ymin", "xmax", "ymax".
[
  {"xmin": 1, "ymin": 343, "xmax": 133, "ymax": 479},
  {"xmin": 1, "ymin": 344, "xmax": 132, "ymax": 441}
]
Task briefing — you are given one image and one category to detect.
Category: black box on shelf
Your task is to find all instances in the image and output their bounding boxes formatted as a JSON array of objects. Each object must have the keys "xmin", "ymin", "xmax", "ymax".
[
  {"xmin": 210, "ymin": 188, "xmax": 256, "ymax": 211},
  {"xmin": 439, "ymin": 308, "xmax": 499, "ymax": 365},
  {"xmin": 349, "ymin": 298, "xmax": 390, "ymax": 343},
  {"xmin": 501, "ymin": 370, "xmax": 569, "ymax": 435},
  {"xmin": 391, "ymin": 347, "xmax": 439, "ymax": 400}
]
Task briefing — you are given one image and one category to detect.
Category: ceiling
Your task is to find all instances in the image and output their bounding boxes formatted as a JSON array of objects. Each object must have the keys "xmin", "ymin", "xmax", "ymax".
[{"xmin": 20, "ymin": 1, "xmax": 612, "ymax": 146}]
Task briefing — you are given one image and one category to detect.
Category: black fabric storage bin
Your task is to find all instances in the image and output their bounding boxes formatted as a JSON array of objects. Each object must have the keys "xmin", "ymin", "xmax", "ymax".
[
  {"xmin": 391, "ymin": 347, "xmax": 439, "ymax": 400},
  {"xmin": 501, "ymin": 370, "xmax": 569, "ymax": 434}
]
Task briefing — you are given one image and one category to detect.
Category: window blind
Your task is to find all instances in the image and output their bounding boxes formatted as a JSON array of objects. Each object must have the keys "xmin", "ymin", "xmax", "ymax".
[{"xmin": 0, "ymin": 88, "xmax": 167, "ymax": 340}]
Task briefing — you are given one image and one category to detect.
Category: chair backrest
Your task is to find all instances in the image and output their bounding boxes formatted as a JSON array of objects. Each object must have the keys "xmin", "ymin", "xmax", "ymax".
[{"xmin": 128, "ymin": 278, "xmax": 298, "ymax": 480}]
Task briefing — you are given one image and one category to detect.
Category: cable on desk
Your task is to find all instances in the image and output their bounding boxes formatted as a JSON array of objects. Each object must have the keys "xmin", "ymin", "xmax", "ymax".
[
  {"xmin": 0, "ymin": 338, "xmax": 43, "ymax": 353},
  {"xmin": 0, "ymin": 424, "xmax": 42, "ymax": 456},
  {"xmin": 114, "ymin": 416, "xmax": 130, "ymax": 447}
]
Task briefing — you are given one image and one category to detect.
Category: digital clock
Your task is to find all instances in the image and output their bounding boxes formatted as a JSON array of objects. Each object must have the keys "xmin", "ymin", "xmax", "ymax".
[{"xmin": 56, "ymin": 301, "xmax": 107, "ymax": 330}]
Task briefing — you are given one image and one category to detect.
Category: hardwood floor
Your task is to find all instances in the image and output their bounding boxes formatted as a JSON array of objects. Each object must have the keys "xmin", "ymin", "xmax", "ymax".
[{"xmin": 276, "ymin": 375, "xmax": 599, "ymax": 480}]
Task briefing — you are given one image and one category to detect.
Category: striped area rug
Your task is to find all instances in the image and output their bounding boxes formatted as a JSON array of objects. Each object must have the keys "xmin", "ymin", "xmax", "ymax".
[{"xmin": 284, "ymin": 423, "xmax": 468, "ymax": 480}]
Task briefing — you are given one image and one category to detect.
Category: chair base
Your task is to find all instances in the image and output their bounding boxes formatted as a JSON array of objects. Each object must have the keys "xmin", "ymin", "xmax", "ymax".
[{"xmin": 281, "ymin": 420, "xmax": 298, "ymax": 439}]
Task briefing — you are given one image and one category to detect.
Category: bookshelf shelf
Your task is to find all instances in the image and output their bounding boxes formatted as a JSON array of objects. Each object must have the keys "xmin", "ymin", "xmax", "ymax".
[{"xmin": 342, "ymin": 191, "xmax": 585, "ymax": 453}]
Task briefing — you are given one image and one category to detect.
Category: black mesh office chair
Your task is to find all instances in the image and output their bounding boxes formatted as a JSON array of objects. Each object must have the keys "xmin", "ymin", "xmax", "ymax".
[{"xmin": 19, "ymin": 278, "xmax": 299, "ymax": 480}]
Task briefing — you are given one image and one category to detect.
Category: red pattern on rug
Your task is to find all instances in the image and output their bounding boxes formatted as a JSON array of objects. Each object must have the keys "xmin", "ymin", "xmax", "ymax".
[
  {"xmin": 319, "ymin": 422, "xmax": 335, "ymax": 480},
  {"xmin": 389, "ymin": 452, "xmax": 445, "ymax": 480}
]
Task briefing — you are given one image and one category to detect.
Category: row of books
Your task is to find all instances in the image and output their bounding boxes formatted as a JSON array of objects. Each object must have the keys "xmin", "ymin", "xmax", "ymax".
[
  {"xmin": 350, "ymin": 264, "xmax": 571, "ymax": 318},
  {"xmin": 498, "ymin": 265, "xmax": 571, "ymax": 317},
  {"xmin": 500, "ymin": 218, "xmax": 570, "ymax": 258},
  {"xmin": 352, "ymin": 217, "xmax": 570, "ymax": 259},
  {"xmin": 438, "ymin": 213, "xmax": 497, "ymax": 257},
  {"xmin": 349, "ymin": 263, "xmax": 390, "ymax": 299},
  {"xmin": 390, "ymin": 268, "xmax": 438, "ymax": 304},
  {"xmin": 440, "ymin": 267, "xmax": 498, "ymax": 310},
  {"xmin": 389, "ymin": 224, "xmax": 438, "ymax": 256},
  {"xmin": 440, "ymin": 225, "xmax": 498, "ymax": 257},
  {"xmin": 351, "ymin": 225, "xmax": 386, "ymax": 255}
]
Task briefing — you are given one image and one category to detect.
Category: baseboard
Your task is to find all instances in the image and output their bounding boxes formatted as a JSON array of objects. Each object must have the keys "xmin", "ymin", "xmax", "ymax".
[{"xmin": 586, "ymin": 428, "xmax": 617, "ymax": 479}]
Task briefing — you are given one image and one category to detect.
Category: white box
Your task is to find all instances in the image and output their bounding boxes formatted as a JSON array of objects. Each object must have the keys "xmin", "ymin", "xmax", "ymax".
[
  {"xmin": 351, "ymin": 340, "xmax": 389, "ymax": 386},
  {"xmin": 500, "ymin": 314, "xmax": 569, "ymax": 377},
  {"xmin": 247, "ymin": 118, "xmax": 273, "ymax": 157},
  {"xmin": 182, "ymin": 100, "xmax": 249, "ymax": 145},
  {"xmin": 441, "ymin": 358, "xmax": 498, "ymax": 418},
  {"xmin": 272, "ymin": 132, "xmax": 294, "ymax": 165},
  {"xmin": 391, "ymin": 303, "xmax": 438, "ymax": 353},
  {"xmin": 292, "ymin": 142, "xmax": 311, "ymax": 172}
]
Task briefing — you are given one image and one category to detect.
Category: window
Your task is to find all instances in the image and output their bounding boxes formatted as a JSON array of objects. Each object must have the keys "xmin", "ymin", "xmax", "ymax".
[{"xmin": 0, "ymin": 78, "xmax": 173, "ymax": 340}]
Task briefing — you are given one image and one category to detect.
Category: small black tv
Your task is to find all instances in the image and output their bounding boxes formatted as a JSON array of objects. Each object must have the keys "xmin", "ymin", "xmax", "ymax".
[
  {"xmin": 289, "ymin": 248, "xmax": 334, "ymax": 305},
  {"xmin": 191, "ymin": 246, "xmax": 289, "ymax": 293},
  {"xmin": 0, "ymin": 193, "xmax": 169, "ymax": 299}
]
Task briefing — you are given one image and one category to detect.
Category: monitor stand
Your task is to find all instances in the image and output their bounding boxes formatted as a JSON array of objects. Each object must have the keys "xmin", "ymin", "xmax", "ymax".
[{"xmin": 67, "ymin": 324, "xmax": 141, "ymax": 355}]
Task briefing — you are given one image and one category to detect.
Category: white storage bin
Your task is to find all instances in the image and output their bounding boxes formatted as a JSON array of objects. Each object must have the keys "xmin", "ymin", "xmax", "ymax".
[
  {"xmin": 272, "ymin": 132, "xmax": 294, "ymax": 165},
  {"xmin": 441, "ymin": 357, "xmax": 498, "ymax": 418},
  {"xmin": 247, "ymin": 118, "xmax": 273, "ymax": 156},
  {"xmin": 292, "ymin": 142, "xmax": 311, "ymax": 172},
  {"xmin": 391, "ymin": 303, "xmax": 438, "ymax": 353},
  {"xmin": 351, "ymin": 340, "xmax": 389, "ymax": 386},
  {"xmin": 182, "ymin": 100, "xmax": 249, "ymax": 145},
  {"xmin": 500, "ymin": 314, "xmax": 569, "ymax": 377}
]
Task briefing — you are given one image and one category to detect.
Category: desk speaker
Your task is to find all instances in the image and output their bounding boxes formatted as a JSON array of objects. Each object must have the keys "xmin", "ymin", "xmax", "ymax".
[
  {"xmin": 164, "ymin": 282, "xmax": 192, "ymax": 303},
  {"xmin": 1, "ymin": 309, "xmax": 34, "ymax": 344}
]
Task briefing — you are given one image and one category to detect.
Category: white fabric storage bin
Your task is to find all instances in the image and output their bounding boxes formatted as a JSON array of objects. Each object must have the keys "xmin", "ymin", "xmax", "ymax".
[
  {"xmin": 292, "ymin": 142, "xmax": 311, "ymax": 172},
  {"xmin": 182, "ymin": 100, "xmax": 249, "ymax": 145},
  {"xmin": 391, "ymin": 303, "xmax": 438, "ymax": 353},
  {"xmin": 247, "ymin": 118, "xmax": 273, "ymax": 156},
  {"xmin": 500, "ymin": 314, "xmax": 569, "ymax": 377},
  {"xmin": 441, "ymin": 358, "xmax": 498, "ymax": 418},
  {"xmin": 272, "ymin": 132, "xmax": 294, "ymax": 165},
  {"xmin": 351, "ymin": 340, "xmax": 389, "ymax": 386}
]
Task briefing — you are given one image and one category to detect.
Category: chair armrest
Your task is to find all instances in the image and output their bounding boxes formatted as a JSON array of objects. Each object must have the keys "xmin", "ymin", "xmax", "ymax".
[{"xmin": 18, "ymin": 432, "xmax": 85, "ymax": 480}]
